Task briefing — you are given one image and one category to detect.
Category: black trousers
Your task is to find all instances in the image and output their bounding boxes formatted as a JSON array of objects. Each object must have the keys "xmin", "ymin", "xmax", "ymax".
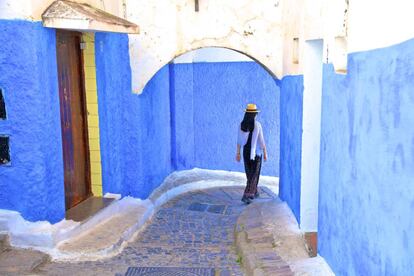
[{"xmin": 243, "ymin": 154, "xmax": 262, "ymax": 198}]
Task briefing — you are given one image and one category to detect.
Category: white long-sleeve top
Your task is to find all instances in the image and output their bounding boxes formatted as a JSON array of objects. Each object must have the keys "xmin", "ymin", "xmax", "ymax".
[{"xmin": 237, "ymin": 121, "xmax": 266, "ymax": 160}]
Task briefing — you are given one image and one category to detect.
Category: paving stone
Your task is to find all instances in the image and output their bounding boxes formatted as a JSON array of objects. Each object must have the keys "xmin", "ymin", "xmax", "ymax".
[
  {"xmin": 206, "ymin": 204, "xmax": 227, "ymax": 215},
  {"xmin": 0, "ymin": 248, "xmax": 50, "ymax": 274},
  {"xmin": 188, "ymin": 202, "xmax": 209, "ymax": 212},
  {"xmin": 0, "ymin": 234, "xmax": 9, "ymax": 253}
]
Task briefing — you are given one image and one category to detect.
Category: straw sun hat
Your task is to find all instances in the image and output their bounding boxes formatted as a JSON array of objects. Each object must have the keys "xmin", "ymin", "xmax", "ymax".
[{"xmin": 245, "ymin": 103, "xmax": 260, "ymax": 113}]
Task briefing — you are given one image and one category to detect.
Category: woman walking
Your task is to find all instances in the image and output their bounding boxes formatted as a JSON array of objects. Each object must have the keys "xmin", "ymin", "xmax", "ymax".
[{"xmin": 236, "ymin": 103, "xmax": 267, "ymax": 204}]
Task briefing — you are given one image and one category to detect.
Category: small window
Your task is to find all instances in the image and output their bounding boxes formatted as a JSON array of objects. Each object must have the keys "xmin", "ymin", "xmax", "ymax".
[
  {"xmin": 0, "ymin": 136, "xmax": 10, "ymax": 165},
  {"xmin": 0, "ymin": 89, "xmax": 5, "ymax": 119},
  {"xmin": 292, "ymin": 38, "xmax": 299, "ymax": 64}
]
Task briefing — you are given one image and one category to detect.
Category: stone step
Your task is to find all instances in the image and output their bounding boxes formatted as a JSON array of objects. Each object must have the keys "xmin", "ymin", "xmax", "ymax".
[
  {"xmin": 56, "ymin": 202, "xmax": 150, "ymax": 261},
  {"xmin": 234, "ymin": 200, "xmax": 295, "ymax": 276},
  {"xmin": 0, "ymin": 248, "xmax": 50, "ymax": 275},
  {"xmin": 0, "ymin": 234, "xmax": 9, "ymax": 253}
]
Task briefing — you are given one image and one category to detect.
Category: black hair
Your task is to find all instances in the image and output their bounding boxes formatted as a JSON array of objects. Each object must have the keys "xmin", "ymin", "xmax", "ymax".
[{"xmin": 240, "ymin": 112, "xmax": 257, "ymax": 132}]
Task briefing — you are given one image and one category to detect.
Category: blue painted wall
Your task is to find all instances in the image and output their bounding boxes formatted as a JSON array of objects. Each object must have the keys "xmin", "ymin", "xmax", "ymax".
[
  {"xmin": 279, "ymin": 75, "xmax": 303, "ymax": 223},
  {"xmin": 96, "ymin": 59, "xmax": 280, "ymax": 200},
  {"xmin": 0, "ymin": 24, "xmax": 281, "ymax": 222},
  {"xmin": 95, "ymin": 33, "xmax": 173, "ymax": 199},
  {"xmin": 137, "ymin": 65, "xmax": 173, "ymax": 197},
  {"xmin": 169, "ymin": 63, "xmax": 195, "ymax": 170},
  {"xmin": 190, "ymin": 62, "xmax": 280, "ymax": 176},
  {"xmin": 319, "ymin": 38, "xmax": 414, "ymax": 275},
  {"xmin": 0, "ymin": 20, "xmax": 64, "ymax": 223}
]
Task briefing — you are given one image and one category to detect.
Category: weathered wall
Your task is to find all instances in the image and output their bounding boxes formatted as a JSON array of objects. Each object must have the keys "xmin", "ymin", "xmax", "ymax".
[
  {"xmin": 169, "ymin": 63, "xmax": 195, "ymax": 171},
  {"xmin": 319, "ymin": 38, "xmax": 414, "ymax": 275},
  {"xmin": 81, "ymin": 32, "xmax": 175, "ymax": 200},
  {"xmin": 0, "ymin": 0, "xmax": 125, "ymax": 21},
  {"xmin": 3, "ymin": 0, "xmax": 414, "ymax": 92},
  {"xmin": 190, "ymin": 62, "xmax": 280, "ymax": 176},
  {"xmin": 127, "ymin": 0, "xmax": 284, "ymax": 93},
  {"xmin": 0, "ymin": 20, "xmax": 64, "ymax": 223},
  {"xmin": 136, "ymin": 66, "xmax": 173, "ymax": 198},
  {"xmin": 279, "ymin": 75, "xmax": 303, "ymax": 223},
  {"xmin": 95, "ymin": 32, "xmax": 173, "ymax": 199},
  {"xmin": 96, "ymin": 57, "xmax": 280, "ymax": 199}
]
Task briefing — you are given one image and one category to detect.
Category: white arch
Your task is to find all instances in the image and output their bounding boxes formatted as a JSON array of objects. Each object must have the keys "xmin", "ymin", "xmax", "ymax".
[{"xmin": 126, "ymin": 0, "xmax": 284, "ymax": 94}]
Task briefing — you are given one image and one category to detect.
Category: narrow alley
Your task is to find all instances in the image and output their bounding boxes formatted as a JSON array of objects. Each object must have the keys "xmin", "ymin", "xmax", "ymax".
[{"xmin": 1, "ymin": 1, "xmax": 414, "ymax": 275}]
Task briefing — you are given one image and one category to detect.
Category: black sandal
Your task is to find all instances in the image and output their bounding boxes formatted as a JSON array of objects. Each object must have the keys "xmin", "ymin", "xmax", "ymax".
[{"xmin": 241, "ymin": 196, "xmax": 252, "ymax": 204}]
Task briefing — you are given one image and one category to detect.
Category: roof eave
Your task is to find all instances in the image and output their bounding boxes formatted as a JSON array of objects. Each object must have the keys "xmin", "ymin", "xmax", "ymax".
[{"xmin": 42, "ymin": 17, "xmax": 139, "ymax": 34}]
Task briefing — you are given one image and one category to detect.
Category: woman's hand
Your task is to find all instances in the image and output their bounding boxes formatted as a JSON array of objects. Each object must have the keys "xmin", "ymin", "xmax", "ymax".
[
  {"xmin": 263, "ymin": 151, "xmax": 268, "ymax": 162},
  {"xmin": 236, "ymin": 145, "xmax": 241, "ymax": 162},
  {"xmin": 236, "ymin": 152, "xmax": 241, "ymax": 162}
]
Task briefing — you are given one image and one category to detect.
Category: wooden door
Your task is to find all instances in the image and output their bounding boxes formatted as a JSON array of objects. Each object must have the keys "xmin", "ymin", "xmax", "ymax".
[{"xmin": 56, "ymin": 30, "xmax": 92, "ymax": 210}]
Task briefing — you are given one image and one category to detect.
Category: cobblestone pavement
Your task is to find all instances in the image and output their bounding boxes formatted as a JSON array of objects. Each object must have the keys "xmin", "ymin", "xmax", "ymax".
[{"xmin": 35, "ymin": 186, "xmax": 267, "ymax": 276}]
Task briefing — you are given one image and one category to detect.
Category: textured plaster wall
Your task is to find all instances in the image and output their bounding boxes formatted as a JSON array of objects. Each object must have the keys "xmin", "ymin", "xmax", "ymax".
[
  {"xmin": 169, "ymin": 63, "xmax": 195, "ymax": 171},
  {"xmin": 172, "ymin": 61, "xmax": 281, "ymax": 176},
  {"xmin": 190, "ymin": 62, "xmax": 280, "ymax": 176},
  {"xmin": 279, "ymin": 75, "xmax": 304, "ymax": 223},
  {"xmin": 0, "ymin": 0, "xmax": 124, "ymax": 21},
  {"xmin": 0, "ymin": 20, "xmax": 64, "ymax": 223},
  {"xmin": 95, "ymin": 32, "xmax": 138, "ymax": 197},
  {"xmin": 95, "ymin": 33, "xmax": 173, "ymax": 199},
  {"xmin": 137, "ymin": 66, "xmax": 173, "ymax": 198},
  {"xmin": 319, "ymin": 39, "xmax": 414, "ymax": 275},
  {"xmin": 97, "ymin": 59, "xmax": 280, "ymax": 200},
  {"xmin": 127, "ymin": 0, "xmax": 284, "ymax": 93}
]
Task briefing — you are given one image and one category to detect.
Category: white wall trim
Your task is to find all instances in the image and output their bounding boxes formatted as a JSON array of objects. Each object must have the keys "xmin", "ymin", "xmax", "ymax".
[{"xmin": 300, "ymin": 39, "xmax": 323, "ymax": 232}]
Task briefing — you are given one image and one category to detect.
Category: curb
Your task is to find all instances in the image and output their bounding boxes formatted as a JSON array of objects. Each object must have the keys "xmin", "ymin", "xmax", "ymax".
[{"xmin": 234, "ymin": 201, "xmax": 294, "ymax": 276}]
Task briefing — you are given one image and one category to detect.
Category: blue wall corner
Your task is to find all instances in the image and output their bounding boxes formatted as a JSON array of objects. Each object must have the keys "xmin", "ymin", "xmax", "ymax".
[
  {"xmin": 95, "ymin": 32, "xmax": 156, "ymax": 198},
  {"xmin": 0, "ymin": 20, "xmax": 65, "ymax": 223},
  {"xmin": 318, "ymin": 38, "xmax": 414, "ymax": 276},
  {"xmin": 279, "ymin": 75, "xmax": 304, "ymax": 224},
  {"xmin": 95, "ymin": 34, "xmax": 173, "ymax": 199}
]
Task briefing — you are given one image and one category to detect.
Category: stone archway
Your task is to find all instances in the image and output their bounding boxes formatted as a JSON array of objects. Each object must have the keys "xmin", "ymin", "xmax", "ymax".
[{"xmin": 126, "ymin": 0, "xmax": 284, "ymax": 94}]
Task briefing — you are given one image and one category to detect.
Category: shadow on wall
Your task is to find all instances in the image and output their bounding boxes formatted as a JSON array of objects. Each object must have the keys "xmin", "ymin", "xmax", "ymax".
[
  {"xmin": 145, "ymin": 61, "xmax": 281, "ymax": 193},
  {"xmin": 139, "ymin": 62, "xmax": 279, "ymax": 197},
  {"xmin": 169, "ymin": 61, "xmax": 280, "ymax": 176},
  {"xmin": 96, "ymin": 42, "xmax": 280, "ymax": 199},
  {"xmin": 318, "ymin": 38, "xmax": 414, "ymax": 276}
]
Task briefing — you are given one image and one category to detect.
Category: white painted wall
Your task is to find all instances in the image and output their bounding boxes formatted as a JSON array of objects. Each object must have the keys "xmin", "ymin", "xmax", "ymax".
[
  {"xmin": 0, "ymin": 0, "xmax": 124, "ymax": 20},
  {"xmin": 126, "ymin": 0, "xmax": 283, "ymax": 93},
  {"xmin": 0, "ymin": 0, "xmax": 33, "ymax": 20},
  {"xmin": 4, "ymin": 0, "xmax": 414, "ymax": 90},
  {"xmin": 174, "ymin": 47, "xmax": 253, "ymax": 64},
  {"xmin": 300, "ymin": 39, "xmax": 323, "ymax": 232}
]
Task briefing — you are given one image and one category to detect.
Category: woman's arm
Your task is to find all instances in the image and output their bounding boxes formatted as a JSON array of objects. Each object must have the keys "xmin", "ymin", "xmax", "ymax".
[
  {"xmin": 258, "ymin": 126, "xmax": 267, "ymax": 161},
  {"xmin": 236, "ymin": 144, "xmax": 241, "ymax": 162}
]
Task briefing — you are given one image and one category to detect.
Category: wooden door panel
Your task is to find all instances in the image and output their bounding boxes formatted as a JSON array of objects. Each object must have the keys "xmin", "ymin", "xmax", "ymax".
[{"xmin": 56, "ymin": 30, "xmax": 91, "ymax": 210}]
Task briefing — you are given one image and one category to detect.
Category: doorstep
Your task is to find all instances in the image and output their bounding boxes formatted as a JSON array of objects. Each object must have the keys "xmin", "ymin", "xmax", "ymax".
[
  {"xmin": 55, "ymin": 196, "xmax": 152, "ymax": 261},
  {"xmin": 65, "ymin": 196, "xmax": 115, "ymax": 222}
]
